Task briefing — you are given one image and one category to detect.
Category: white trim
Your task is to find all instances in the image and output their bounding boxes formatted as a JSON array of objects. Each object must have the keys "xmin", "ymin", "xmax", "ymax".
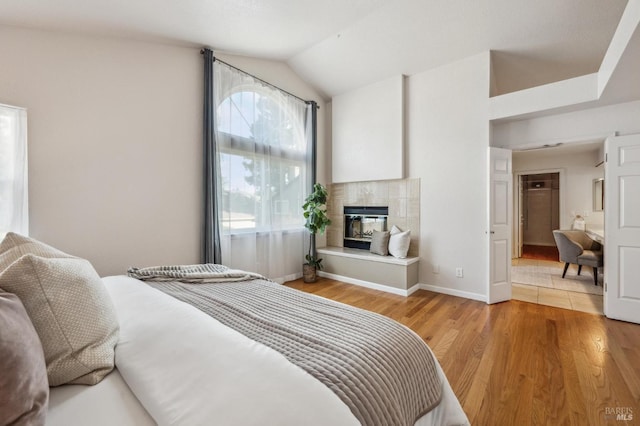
[
  {"xmin": 317, "ymin": 271, "xmax": 412, "ymax": 296},
  {"xmin": 317, "ymin": 271, "xmax": 487, "ymax": 302},
  {"xmin": 273, "ymin": 272, "xmax": 302, "ymax": 284},
  {"xmin": 318, "ymin": 247, "xmax": 419, "ymax": 266},
  {"xmin": 406, "ymin": 283, "xmax": 422, "ymax": 296},
  {"xmin": 418, "ymin": 283, "xmax": 487, "ymax": 303}
]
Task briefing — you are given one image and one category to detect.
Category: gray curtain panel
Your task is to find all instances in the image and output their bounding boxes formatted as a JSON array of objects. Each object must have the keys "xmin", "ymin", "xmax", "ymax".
[{"xmin": 203, "ymin": 48, "xmax": 222, "ymax": 264}]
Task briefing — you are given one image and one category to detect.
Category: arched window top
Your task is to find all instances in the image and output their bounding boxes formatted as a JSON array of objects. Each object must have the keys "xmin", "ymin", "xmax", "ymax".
[{"xmin": 217, "ymin": 88, "xmax": 306, "ymax": 153}]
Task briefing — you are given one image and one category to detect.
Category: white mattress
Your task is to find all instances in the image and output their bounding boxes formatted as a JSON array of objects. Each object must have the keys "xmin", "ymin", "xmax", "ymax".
[{"xmin": 47, "ymin": 275, "xmax": 469, "ymax": 426}]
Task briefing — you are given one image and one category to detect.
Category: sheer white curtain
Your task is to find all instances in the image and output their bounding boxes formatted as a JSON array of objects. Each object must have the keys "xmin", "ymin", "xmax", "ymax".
[
  {"xmin": 0, "ymin": 104, "xmax": 28, "ymax": 239},
  {"xmin": 213, "ymin": 61, "xmax": 312, "ymax": 282}
]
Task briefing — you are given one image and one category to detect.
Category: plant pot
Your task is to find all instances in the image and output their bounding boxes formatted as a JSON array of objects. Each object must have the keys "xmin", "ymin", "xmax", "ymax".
[{"xmin": 303, "ymin": 264, "xmax": 317, "ymax": 283}]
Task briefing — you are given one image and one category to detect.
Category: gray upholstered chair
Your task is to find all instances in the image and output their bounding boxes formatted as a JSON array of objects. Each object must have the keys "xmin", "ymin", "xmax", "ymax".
[{"xmin": 552, "ymin": 230, "xmax": 603, "ymax": 286}]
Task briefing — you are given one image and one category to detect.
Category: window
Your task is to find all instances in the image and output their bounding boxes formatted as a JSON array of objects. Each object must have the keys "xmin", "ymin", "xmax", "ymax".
[
  {"xmin": 216, "ymin": 89, "xmax": 310, "ymax": 234},
  {"xmin": 0, "ymin": 104, "xmax": 28, "ymax": 238},
  {"xmin": 206, "ymin": 58, "xmax": 314, "ymax": 280}
]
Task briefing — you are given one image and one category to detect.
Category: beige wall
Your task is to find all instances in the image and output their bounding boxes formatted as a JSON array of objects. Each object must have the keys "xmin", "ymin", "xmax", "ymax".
[{"xmin": 0, "ymin": 26, "xmax": 326, "ymax": 276}]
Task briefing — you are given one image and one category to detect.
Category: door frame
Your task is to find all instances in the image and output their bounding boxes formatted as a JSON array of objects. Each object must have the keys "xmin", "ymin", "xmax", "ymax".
[{"xmin": 512, "ymin": 168, "xmax": 566, "ymax": 259}]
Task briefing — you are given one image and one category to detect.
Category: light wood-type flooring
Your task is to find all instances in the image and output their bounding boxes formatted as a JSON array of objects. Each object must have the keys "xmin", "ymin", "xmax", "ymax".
[{"xmin": 286, "ymin": 277, "xmax": 640, "ymax": 425}]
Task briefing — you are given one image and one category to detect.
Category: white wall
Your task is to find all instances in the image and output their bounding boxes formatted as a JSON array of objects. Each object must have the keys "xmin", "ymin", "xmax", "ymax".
[
  {"xmin": 492, "ymin": 100, "xmax": 640, "ymax": 149},
  {"xmin": 332, "ymin": 75, "xmax": 404, "ymax": 183},
  {"xmin": 0, "ymin": 26, "xmax": 326, "ymax": 276},
  {"xmin": 489, "ymin": 73, "xmax": 598, "ymax": 121},
  {"xmin": 406, "ymin": 52, "xmax": 491, "ymax": 299},
  {"xmin": 513, "ymin": 149, "xmax": 605, "ymax": 230}
]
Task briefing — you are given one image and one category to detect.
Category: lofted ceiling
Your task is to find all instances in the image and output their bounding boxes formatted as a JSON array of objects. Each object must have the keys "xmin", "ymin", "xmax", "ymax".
[{"xmin": 0, "ymin": 0, "xmax": 629, "ymax": 99}]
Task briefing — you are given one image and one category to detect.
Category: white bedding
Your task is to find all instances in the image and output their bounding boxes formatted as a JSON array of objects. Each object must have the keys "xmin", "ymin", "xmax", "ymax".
[
  {"xmin": 47, "ymin": 369, "xmax": 154, "ymax": 425},
  {"xmin": 48, "ymin": 275, "xmax": 469, "ymax": 425}
]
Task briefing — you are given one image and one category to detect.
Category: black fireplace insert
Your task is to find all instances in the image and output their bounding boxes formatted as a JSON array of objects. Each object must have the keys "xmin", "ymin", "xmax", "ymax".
[{"xmin": 343, "ymin": 206, "xmax": 389, "ymax": 250}]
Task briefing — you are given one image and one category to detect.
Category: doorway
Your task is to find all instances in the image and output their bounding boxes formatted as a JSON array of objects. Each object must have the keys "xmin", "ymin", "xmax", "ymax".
[
  {"xmin": 509, "ymin": 144, "xmax": 605, "ymax": 315},
  {"xmin": 519, "ymin": 172, "xmax": 560, "ymax": 261}
]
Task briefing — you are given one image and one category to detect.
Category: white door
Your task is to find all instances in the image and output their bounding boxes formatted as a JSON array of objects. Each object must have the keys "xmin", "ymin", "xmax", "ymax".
[
  {"xmin": 488, "ymin": 147, "xmax": 513, "ymax": 304},
  {"xmin": 604, "ymin": 134, "xmax": 640, "ymax": 324}
]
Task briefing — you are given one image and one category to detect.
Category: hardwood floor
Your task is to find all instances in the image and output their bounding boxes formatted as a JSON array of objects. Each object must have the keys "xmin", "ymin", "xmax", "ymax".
[
  {"xmin": 286, "ymin": 278, "xmax": 640, "ymax": 425},
  {"xmin": 522, "ymin": 244, "xmax": 559, "ymax": 262}
]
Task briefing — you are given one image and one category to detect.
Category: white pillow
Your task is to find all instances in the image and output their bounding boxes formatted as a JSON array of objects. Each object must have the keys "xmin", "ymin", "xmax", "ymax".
[{"xmin": 388, "ymin": 226, "xmax": 411, "ymax": 258}]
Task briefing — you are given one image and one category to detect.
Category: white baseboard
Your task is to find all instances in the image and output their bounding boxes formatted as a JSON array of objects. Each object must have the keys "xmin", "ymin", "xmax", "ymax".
[
  {"xmin": 406, "ymin": 283, "xmax": 422, "ymax": 296},
  {"xmin": 318, "ymin": 271, "xmax": 413, "ymax": 296},
  {"xmin": 317, "ymin": 271, "xmax": 487, "ymax": 302},
  {"xmin": 274, "ymin": 272, "xmax": 302, "ymax": 284},
  {"xmin": 417, "ymin": 283, "xmax": 487, "ymax": 302}
]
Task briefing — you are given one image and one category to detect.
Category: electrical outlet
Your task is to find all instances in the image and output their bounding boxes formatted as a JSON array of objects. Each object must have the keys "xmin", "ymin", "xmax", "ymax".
[
  {"xmin": 432, "ymin": 264, "xmax": 440, "ymax": 274},
  {"xmin": 455, "ymin": 267, "xmax": 463, "ymax": 278}
]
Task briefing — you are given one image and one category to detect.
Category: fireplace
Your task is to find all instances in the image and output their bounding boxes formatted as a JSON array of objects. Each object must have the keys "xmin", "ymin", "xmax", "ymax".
[{"xmin": 344, "ymin": 206, "xmax": 389, "ymax": 250}]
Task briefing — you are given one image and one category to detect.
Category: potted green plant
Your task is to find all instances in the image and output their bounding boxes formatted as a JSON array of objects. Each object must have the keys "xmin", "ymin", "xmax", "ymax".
[{"xmin": 302, "ymin": 183, "xmax": 332, "ymax": 282}]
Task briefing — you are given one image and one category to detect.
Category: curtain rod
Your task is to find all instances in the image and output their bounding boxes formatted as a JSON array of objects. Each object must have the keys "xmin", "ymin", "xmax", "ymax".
[{"xmin": 201, "ymin": 49, "xmax": 319, "ymax": 109}]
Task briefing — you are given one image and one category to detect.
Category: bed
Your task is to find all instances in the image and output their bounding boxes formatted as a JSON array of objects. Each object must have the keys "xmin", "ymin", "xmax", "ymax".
[
  {"xmin": 45, "ymin": 272, "xmax": 469, "ymax": 426},
  {"xmin": 0, "ymin": 233, "xmax": 467, "ymax": 425}
]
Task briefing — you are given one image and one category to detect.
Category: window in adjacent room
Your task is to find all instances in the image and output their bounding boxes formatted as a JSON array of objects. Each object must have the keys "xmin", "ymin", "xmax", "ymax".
[{"xmin": 0, "ymin": 103, "xmax": 28, "ymax": 239}]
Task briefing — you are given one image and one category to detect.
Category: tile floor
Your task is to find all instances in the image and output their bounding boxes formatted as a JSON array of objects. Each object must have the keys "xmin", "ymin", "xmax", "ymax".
[{"xmin": 511, "ymin": 258, "xmax": 604, "ymax": 315}]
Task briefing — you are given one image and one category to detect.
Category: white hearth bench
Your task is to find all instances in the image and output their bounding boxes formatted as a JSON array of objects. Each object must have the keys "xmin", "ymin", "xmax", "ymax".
[{"xmin": 317, "ymin": 247, "xmax": 419, "ymax": 296}]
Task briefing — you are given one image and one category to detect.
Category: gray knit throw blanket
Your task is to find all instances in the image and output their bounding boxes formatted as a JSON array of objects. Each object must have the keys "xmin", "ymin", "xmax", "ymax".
[
  {"xmin": 128, "ymin": 263, "xmax": 264, "ymax": 283},
  {"xmin": 148, "ymin": 277, "xmax": 443, "ymax": 426}
]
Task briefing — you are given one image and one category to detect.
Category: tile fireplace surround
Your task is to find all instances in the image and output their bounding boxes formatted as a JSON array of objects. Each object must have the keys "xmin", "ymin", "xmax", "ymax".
[{"xmin": 325, "ymin": 178, "xmax": 420, "ymax": 257}]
